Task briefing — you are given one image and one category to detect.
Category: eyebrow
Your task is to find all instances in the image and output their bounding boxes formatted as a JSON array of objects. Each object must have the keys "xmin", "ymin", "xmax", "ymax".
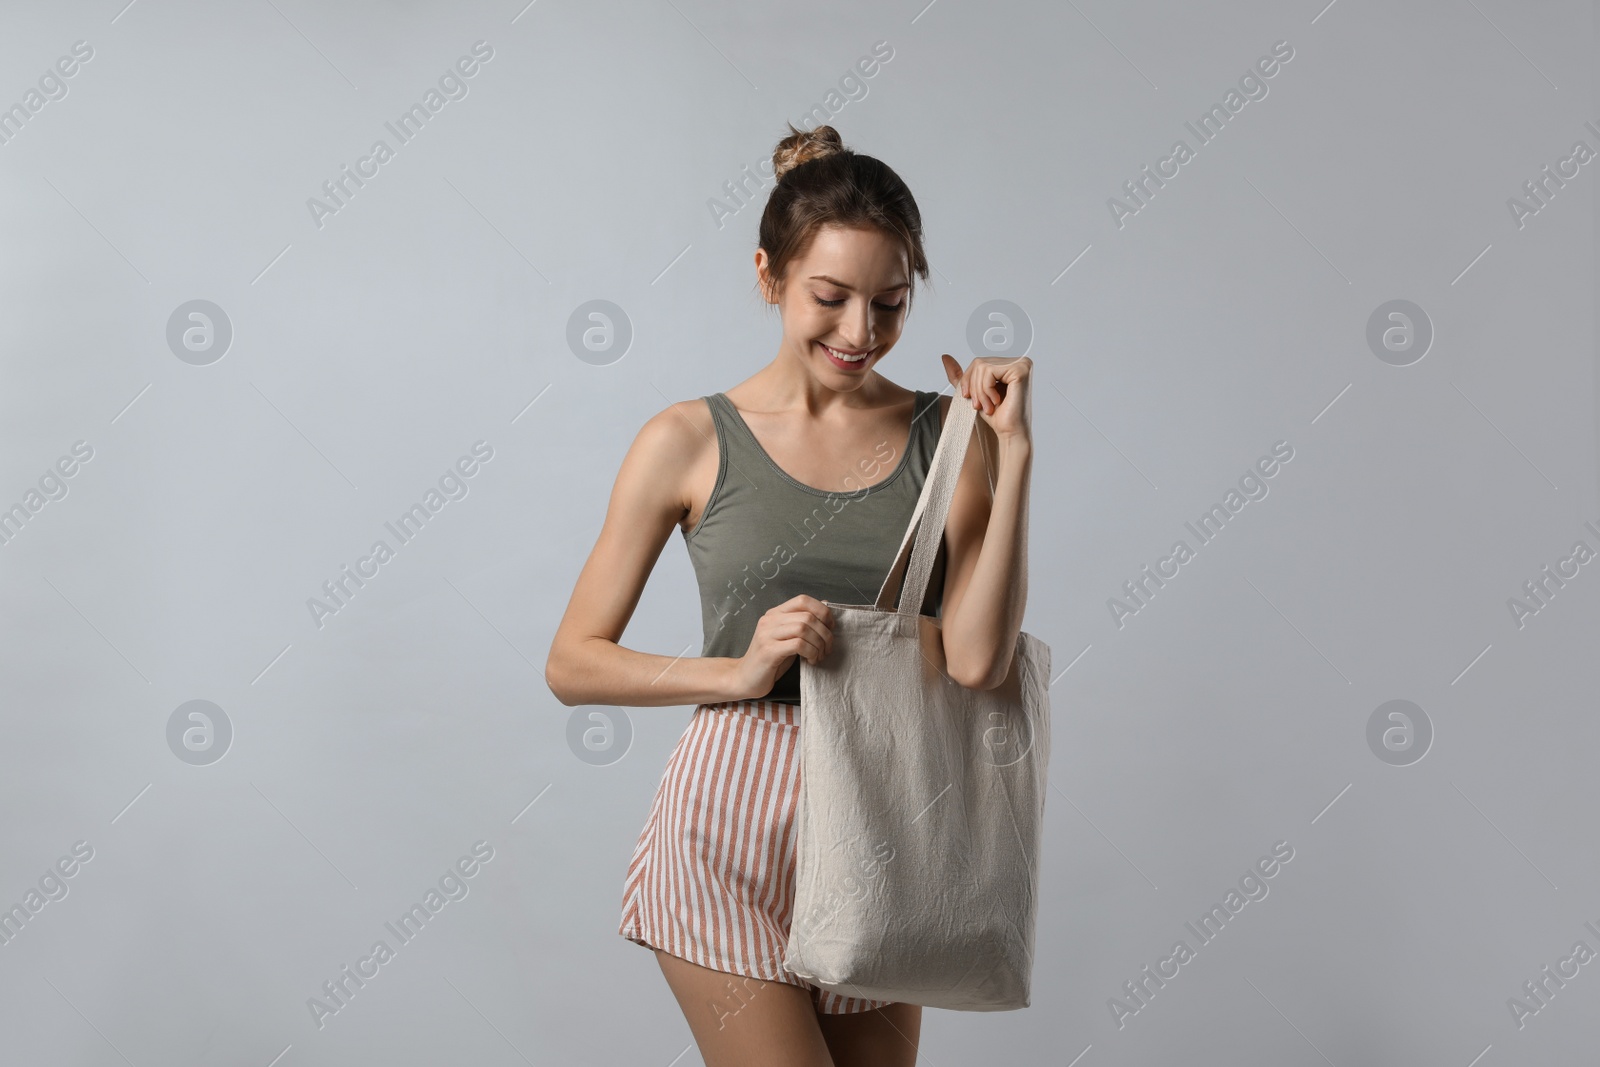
[{"xmin": 808, "ymin": 274, "xmax": 910, "ymax": 293}]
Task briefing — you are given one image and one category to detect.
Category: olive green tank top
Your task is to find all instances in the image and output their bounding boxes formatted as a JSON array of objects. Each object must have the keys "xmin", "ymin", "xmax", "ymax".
[{"xmin": 685, "ymin": 390, "xmax": 949, "ymax": 704}]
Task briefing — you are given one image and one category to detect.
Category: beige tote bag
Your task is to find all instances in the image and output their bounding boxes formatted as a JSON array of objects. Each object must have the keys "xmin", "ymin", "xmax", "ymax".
[{"xmin": 784, "ymin": 393, "xmax": 1053, "ymax": 1011}]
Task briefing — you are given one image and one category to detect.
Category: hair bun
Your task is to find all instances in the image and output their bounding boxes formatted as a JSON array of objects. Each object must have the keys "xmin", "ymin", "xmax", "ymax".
[{"xmin": 772, "ymin": 123, "xmax": 845, "ymax": 182}]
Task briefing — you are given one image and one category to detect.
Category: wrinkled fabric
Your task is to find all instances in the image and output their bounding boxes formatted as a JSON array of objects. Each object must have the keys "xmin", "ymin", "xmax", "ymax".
[{"xmin": 784, "ymin": 396, "xmax": 1053, "ymax": 1011}]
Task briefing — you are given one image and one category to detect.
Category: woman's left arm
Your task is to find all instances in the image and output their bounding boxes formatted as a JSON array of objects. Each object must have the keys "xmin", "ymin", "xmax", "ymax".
[{"xmin": 936, "ymin": 354, "xmax": 1034, "ymax": 690}]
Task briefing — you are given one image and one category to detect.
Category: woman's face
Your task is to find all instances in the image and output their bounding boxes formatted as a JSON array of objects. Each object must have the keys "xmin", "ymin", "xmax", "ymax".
[{"xmin": 759, "ymin": 224, "xmax": 910, "ymax": 388}]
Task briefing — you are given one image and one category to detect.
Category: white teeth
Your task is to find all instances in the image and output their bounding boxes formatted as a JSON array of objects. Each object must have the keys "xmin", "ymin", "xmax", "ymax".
[{"xmin": 824, "ymin": 344, "xmax": 868, "ymax": 362}]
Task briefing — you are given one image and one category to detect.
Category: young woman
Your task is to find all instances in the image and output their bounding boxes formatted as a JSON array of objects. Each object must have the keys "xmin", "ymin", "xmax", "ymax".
[{"xmin": 545, "ymin": 123, "xmax": 1034, "ymax": 1067}]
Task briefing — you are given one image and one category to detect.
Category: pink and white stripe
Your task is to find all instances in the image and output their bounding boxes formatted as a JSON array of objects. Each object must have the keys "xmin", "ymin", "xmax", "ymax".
[{"xmin": 619, "ymin": 698, "xmax": 891, "ymax": 1015}]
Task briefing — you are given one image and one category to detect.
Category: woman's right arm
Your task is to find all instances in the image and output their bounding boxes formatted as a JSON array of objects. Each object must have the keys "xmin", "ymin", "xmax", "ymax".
[{"xmin": 543, "ymin": 403, "xmax": 744, "ymax": 708}]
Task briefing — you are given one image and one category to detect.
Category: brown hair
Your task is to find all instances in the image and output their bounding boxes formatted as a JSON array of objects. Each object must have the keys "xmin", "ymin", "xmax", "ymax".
[{"xmin": 756, "ymin": 122, "xmax": 930, "ymax": 311}]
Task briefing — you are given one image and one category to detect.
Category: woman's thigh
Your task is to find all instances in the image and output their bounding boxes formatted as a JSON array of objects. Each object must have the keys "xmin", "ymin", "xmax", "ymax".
[
  {"xmin": 816, "ymin": 1001, "xmax": 922, "ymax": 1067},
  {"xmin": 653, "ymin": 949, "xmax": 834, "ymax": 1067}
]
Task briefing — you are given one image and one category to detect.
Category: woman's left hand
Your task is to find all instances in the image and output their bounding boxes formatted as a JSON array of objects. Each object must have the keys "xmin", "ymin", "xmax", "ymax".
[{"xmin": 940, "ymin": 354, "xmax": 1033, "ymax": 442}]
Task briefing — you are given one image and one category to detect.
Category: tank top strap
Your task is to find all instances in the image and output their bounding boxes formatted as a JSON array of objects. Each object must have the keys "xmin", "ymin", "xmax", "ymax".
[
  {"xmin": 705, "ymin": 392, "xmax": 747, "ymax": 452},
  {"xmin": 909, "ymin": 388, "xmax": 947, "ymax": 471},
  {"xmin": 705, "ymin": 391, "xmax": 783, "ymax": 490},
  {"xmin": 912, "ymin": 388, "xmax": 942, "ymax": 443}
]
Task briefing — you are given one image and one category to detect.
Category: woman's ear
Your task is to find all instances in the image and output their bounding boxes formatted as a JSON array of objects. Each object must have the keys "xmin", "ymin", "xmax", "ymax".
[{"xmin": 753, "ymin": 250, "xmax": 778, "ymax": 304}]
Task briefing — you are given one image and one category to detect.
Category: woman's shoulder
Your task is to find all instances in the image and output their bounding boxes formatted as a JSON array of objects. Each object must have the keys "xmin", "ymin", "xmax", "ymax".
[
  {"xmin": 885, "ymin": 378, "xmax": 949, "ymax": 418},
  {"xmin": 908, "ymin": 384, "xmax": 951, "ymax": 429},
  {"xmin": 618, "ymin": 398, "xmax": 718, "ymax": 530},
  {"xmin": 637, "ymin": 396, "xmax": 716, "ymax": 459}
]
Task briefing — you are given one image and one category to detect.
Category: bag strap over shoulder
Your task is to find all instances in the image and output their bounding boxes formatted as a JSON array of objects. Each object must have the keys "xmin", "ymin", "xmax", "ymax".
[{"xmin": 874, "ymin": 390, "xmax": 979, "ymax": 616}]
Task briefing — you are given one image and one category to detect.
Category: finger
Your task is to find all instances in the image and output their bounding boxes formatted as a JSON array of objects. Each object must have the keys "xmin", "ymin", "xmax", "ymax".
[
  {"xmin": 781, "ymin": 618, "xmax": 826, "ymax": 660},
  {"xmin": 795, "ymin": 628, "xmax": 826, "ymax": 664},
  {"xmin": 774, "ymin": 622, "xmax": 809, "ymax": 653},
  {"xmin": 792, "ymin": 594, "xmax": 829, "ymax": 617},
  {"xmin": 816, "ymin": 613, "xmax": 834, "ymax": 654},
  {"xmin": 984, "ymin": 376, "xmax": 1003, "ymax": 410},
  {"xmin": 775, "ymin": 609, "xmax": 828, "ymax": 656},
  {"xmin": 803, "ymin": 596, "xmax": 833, "ymax": 626},
  {"xmin": 970, "ymin": 363, "xmax": 994, "ymax": 412},
  {"xmin": 800, "ymin": 614, "xmax": 832, "ymax": 655},
  {"xmin": 780, "ymin": 636, "xmax": 811, "ymax": 666}
]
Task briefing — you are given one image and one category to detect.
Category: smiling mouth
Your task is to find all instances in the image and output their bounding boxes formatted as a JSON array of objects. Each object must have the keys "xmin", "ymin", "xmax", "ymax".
[{"xmin": 819, "ymin": 342, "xmax": 874, "ymax": 364}]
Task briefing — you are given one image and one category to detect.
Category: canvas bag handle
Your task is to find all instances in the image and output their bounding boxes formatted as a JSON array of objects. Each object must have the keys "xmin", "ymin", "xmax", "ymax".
[{"xmin": 874, "ymin": 391, "xmax": 980, "ymax": 616}]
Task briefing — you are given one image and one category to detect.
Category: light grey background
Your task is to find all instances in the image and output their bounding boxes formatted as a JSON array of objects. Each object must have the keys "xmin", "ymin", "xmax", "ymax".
[{"xmin": 1, "ymin": 0, "xmax": 1596, "ymax": 1064}]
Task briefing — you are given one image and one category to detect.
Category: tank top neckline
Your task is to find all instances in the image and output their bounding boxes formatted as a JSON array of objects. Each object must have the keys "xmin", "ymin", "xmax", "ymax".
[{"xmin": 711, "ymin": 390, "xmax": 936, "ymax": 499}]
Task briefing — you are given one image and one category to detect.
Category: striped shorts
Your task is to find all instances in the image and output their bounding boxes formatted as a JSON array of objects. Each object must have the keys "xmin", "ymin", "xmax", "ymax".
[{"xmin": 618, "ymin": 699, "xmax": 892, "ymax": 1016}]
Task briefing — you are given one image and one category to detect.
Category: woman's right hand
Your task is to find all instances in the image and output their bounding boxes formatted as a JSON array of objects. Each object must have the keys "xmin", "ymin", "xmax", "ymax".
[{"xmin": 729, "ymin": 595, "xmax": 835, "ymax": 698}]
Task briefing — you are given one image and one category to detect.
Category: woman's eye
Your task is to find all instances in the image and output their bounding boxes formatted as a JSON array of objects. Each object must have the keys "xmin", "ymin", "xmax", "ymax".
[{"xmin": 812, "ymin": 295, "xmax": 904, "ymax": 312}]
